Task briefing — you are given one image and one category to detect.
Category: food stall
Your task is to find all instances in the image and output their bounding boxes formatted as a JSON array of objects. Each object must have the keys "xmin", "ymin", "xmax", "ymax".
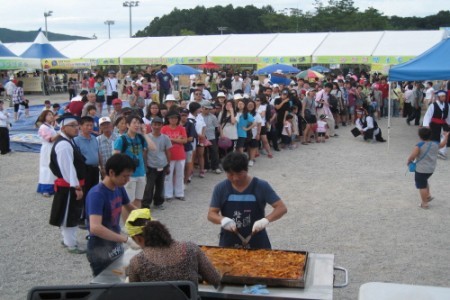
[{"xmin": 91, "ymin": 247, "xmax": 348, "ymax": 300}]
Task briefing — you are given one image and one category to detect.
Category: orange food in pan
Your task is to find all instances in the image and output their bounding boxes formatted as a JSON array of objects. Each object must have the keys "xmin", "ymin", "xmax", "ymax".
[{"xmin": 200, "ymin": 246, "xmax": 306, "ymax": 279}]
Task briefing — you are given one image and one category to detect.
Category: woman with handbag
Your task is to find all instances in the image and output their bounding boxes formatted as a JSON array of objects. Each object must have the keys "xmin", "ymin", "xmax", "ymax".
[
  {"xmin": 407, "ymin": 128, "xmax": 449, "ymax": 209},
  {"xmin": 218, "ymin": 100, "xmax": 238, "ymax": 154}
]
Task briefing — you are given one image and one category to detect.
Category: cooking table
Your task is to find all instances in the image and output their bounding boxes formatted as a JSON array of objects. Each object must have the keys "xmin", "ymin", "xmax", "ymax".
[{"xmin": 91, "ymin": 249, "xmax": 347, "ymax": 300}]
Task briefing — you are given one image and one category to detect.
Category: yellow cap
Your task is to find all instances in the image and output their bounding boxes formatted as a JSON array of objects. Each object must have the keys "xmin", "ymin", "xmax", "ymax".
[{"xmin": 125, "ymin": 208, "xmax": 152, "ymax": 237}]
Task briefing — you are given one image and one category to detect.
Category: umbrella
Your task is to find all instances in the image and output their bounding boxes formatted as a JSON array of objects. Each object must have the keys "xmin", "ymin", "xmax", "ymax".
[
  {"xmin": 200, "ymin": 62, "xmax": 220, "ymax": 69},
  {"xmin": 167, "ymin": 64, "xmax": 202, "ymax": 76},
  {"xmin": 255, "ymin": 63, "xmax": 300, "ymax": 75},
  {"xmin": 269, "ymin": 73, "xmax": 292, "ymax": 86},
  {"xmin": 296, "ymin": 69, "xmax": 324, "ymax": 79},
  {"xmin": 310, "ymin": 65, "xmax": 330, "ymax": 73}
]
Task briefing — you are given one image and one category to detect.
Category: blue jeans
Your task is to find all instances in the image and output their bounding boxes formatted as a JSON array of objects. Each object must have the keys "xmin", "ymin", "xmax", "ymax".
[
  {"xmin": 393, "ymin": 99, "xmax": 400, "ymax": 117},
  {"xmin": 383, "ymin": 98, "xmax": 392, "ymax": 117}
]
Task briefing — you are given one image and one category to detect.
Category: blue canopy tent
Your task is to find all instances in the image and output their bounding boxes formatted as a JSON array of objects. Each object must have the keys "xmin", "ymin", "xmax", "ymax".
[
  {"xmin": 0, "ymin": 42, "xmax": 18, "ymax": 57},
  {"xmin": 389, "ymin": 33, "xmax": 450, "ymax": 81},
  {"xmin": 20, "ymin": 30, "xmax": 67, "ymax": 59},
  {"xmin": 387, "ymin": 31, "xmax": 450, "ymax": 149}
]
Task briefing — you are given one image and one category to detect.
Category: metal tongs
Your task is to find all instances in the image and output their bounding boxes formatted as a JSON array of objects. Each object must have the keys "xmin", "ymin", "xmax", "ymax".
[{"xmin": 234, "ymin": 229, "xmax": 253, "ymax": 247}]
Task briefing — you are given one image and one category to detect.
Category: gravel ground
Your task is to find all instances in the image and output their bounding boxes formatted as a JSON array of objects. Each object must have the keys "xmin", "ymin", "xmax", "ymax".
[{"xmin": 1, "ymin": 116, "xmax": 449, "ymax": 300}]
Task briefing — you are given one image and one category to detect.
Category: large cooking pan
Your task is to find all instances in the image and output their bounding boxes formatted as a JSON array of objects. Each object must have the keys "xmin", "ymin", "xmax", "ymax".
[{"xmin": 200, "ymin": 245, "xmax": 309, "ymax": 288}]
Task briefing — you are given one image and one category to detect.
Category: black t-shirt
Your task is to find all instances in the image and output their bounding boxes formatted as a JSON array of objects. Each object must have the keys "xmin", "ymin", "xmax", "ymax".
[{"xmin": 274, "ymin": 97, "xmax": 290, "ymax": 125}]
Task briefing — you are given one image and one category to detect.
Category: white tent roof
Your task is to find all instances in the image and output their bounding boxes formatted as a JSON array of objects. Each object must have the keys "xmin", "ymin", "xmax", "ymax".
[
  {"xmin": 313, "ymin": 31, "xmax": 385, "ymax": 56},
  {"xmin": 59, "ymin": 39, "xmax": 109, "ymax": 58},
  {"xmin": 5, "ymin": 42, "xmax": 33, "ymax": 56},
  {"xmin": 2, "ymin": 30, "xmax": 447, "ymax": 66},
  {"xmin": 259, "ymin": 32, "xmax": 329, "ymax": 57},
  {"xmin": 372, "ymin": 30, "xmax": 442, "ymax": 56},
  {"xmin": 208, "ymin": 34, "xmax": 277, "ymax": 58},
  {"xmin": 120, "ymin": 36, "xmax": 186, "ymax": 59},
  {"xmin": 50, "ymin": 40, "xmax": 76, "ymax": 51},
  {"xmin": 83, "ymin": 37, "xmax": 145, "ymax": 59},
  {"xmin": 163, "ymin": 35, "xmax": 228, "ymax": 62}
]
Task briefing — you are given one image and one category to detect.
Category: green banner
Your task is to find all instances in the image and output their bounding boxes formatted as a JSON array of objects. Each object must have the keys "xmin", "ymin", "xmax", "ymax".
[
  {"xmin": 42, "ymin": 59, "xmax": 91, "ymax": 70},
  {"xmin": 371, "ymin": 56, "xmax": 414, "ymax": 65},
  {"xmin": 162, "ymin": 57, "xmax": 206, "ymax": 65},
  {"xmin": 120, "ymin": 57, "xmax": 162, "ymax": 65},
  {"xmin": 0, "ymin": 58, "xmax": 40, "ymax": 70},
  {"xmin": 312, "ymin": 56, "xmax": 371, "ymax": 64},
  {"xmin": 258, "ymin": 56, "xmax": 310, "ymax": 64},
  {"xmin": 89, "ymin": 58, "xmax": 120, "ymax": 66},
  {"xmin": 209, "ymin": 56, "xmax": 261, "ymax": 64}
]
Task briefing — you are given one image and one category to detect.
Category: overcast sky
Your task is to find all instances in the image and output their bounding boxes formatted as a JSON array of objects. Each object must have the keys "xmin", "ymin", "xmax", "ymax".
[{"xmin": 1, "ymin": 0, "xmax": 448, "ymax": 40}]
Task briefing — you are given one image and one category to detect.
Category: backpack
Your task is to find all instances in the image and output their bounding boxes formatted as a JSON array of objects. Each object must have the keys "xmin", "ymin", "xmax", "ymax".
[{"xmin": 121, "ymin": 134, "xmax": 145, "ymax": 153}]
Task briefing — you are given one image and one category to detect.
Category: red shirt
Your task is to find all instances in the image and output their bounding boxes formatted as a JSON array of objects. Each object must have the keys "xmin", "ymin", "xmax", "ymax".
[
  {"xmin": 66, "ymin": 101, "xmax": 85, "ymax": 116},
  {"xmin": 378, "ymin": 83, "xmax": 389, "ymax": 99},
  {"xmin": 89, "ymin": 77, "xmax": 96, "ymax": 89},
  {"xmin": 161, "ymin": 125, "xmax": 187, "ymax": 161}
]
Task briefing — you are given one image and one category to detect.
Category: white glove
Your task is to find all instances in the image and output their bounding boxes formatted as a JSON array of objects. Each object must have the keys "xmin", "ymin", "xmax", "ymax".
[
  {"xmin": 252, "ymin": 218, "xmax": 269, "ymax": 233},
  {"xmin": 221, "ymin": 217, "xmax": 237, "ymax": 232},
  {"xmin": 126, "ymin": 236, "xmax": 141, "ymax": 250}
]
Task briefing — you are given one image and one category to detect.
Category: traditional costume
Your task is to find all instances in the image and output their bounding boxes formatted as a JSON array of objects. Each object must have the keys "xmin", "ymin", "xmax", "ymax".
[
  {"xmin": 37, "ymin": 123, "xmax": 57, "ymax": 195},
  {"xmin": 49, "ymin": 115, "xmax": 86, "ymax": 252},
  {"xmin": 422, "ymin": 90, "xmax": 450, "ymax": 158}
]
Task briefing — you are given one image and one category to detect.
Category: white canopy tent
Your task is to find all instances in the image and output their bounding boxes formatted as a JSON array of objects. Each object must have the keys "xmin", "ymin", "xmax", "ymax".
[
  {"xmin": 207, "ymin": 33, "xmax": 278, "ymax": 64},
  {"xmin": 58, "ymin": 39, "xmax": 109, "ymax": 59},
  {"xmin": 2, "ymin": 30, "xmax": 444, "ymax": 67},
  {"xmin": 312, "ymin": 31, "xmax": 385, "ymax": 64},
  {"xmin": 371, "ymin": 30, "xmax": 443, "ymax": 64},
  {"xmin": 83, "ymin": 37, "xmax": 146, "ymax": 66},
  {"xmin": 162, "ymin": 35, "xmax": 228, "ymax": 65},
  {"xmin": 257, "ymin": 32, "xmax": 329, "ymax": 65},
  {"xmin": 119, "ymin": 36, "xmax": 186, "ymax": 65}
]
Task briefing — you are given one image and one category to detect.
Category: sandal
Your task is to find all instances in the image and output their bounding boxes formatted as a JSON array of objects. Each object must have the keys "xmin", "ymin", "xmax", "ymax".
[
  {"xmin": 301, "ymin": 142, "xmax": 309, "ymax": 145},
  {"xmin": 427, "ymin": 196, "xmax": 434, "ymax": 202},
  {"xmin": 419, "ymin": 204, "xmax": 429, "ymax": 209}
]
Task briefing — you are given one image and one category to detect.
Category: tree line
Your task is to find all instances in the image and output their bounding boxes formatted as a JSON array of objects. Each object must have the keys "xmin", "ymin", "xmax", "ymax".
[{"xmin": 135, "ymin": 0, "xmax": 450, "ymax": 37}]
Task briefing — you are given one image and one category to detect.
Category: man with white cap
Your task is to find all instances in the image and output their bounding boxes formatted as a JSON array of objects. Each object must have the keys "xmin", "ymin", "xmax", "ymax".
[
  {"xmin": 422, "ymin": 90, "xmax": 450, "ymax": 159},
  {"xmin": 97, "ymin": 116, "xmax": 118, "ymax": 179},
  {"xmin": 49, "ymin": 114, "xmax": 86, "ymax": 254}
]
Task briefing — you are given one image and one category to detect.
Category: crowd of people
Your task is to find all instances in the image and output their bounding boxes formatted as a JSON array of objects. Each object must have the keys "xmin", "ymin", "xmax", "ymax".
[{"xmin": 2, "ymin": 66, "xmax": 450, "ymax": 287}]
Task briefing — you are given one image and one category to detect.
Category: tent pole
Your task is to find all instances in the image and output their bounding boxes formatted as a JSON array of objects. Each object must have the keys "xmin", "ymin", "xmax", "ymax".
[{"xmin": 387, "ymin": 81, "xmax": 391, "ymax": 151}]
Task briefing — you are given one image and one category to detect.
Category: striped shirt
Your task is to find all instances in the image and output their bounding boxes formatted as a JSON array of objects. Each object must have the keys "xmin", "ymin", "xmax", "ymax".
[{"xmin": 97, "ymin": 133, "xmax": 118, "ymax": 168}]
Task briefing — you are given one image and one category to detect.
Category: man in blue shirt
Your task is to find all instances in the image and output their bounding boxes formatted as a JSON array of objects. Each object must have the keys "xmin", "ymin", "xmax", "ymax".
[
  {"xmin": 74, "ymin": 116, "xmax": 100, "ymax": 227},
  {"xmin": 86, "ymin": 153, "xmax": 138, "ymax": 276},
  {"xmin": 156, "ymin": 65, "xmax": 173, "ymax": 103}
]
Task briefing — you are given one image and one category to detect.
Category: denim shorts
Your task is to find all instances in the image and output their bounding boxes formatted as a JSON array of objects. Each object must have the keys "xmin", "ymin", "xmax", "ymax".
[
  {"xmin": 185, "ymin": 150, "xmax": 193, "ymax": 163},
  {"xmin": 87, "ymin": 236, "xmax": 123, "ymax": 276}
]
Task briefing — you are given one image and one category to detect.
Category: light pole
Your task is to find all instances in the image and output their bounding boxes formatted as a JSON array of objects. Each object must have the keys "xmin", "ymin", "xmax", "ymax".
[
  {"xmin": 123, "ymin": 1, "xmax": 139, "ymax": 38},
  {"xmin": 44, "ymin": 10, "xmax": 53, "ymax": 39},
  {"xmin": 104, "ymin": 20, "xmax": 115, "ymax": 39},
  {"xmin": 218, "ymin": 26, "xmax": 228, "ymax": 35}
]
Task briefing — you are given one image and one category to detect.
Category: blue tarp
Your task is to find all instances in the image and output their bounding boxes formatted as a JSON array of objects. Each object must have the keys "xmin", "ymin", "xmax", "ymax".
[
  {"xmin": 0, "ymin": 43, "xmax": 17, "ymax": 57},
  {"xmin": 389, "ymin": 36, "xmax": 450, "ymax": 81}
]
